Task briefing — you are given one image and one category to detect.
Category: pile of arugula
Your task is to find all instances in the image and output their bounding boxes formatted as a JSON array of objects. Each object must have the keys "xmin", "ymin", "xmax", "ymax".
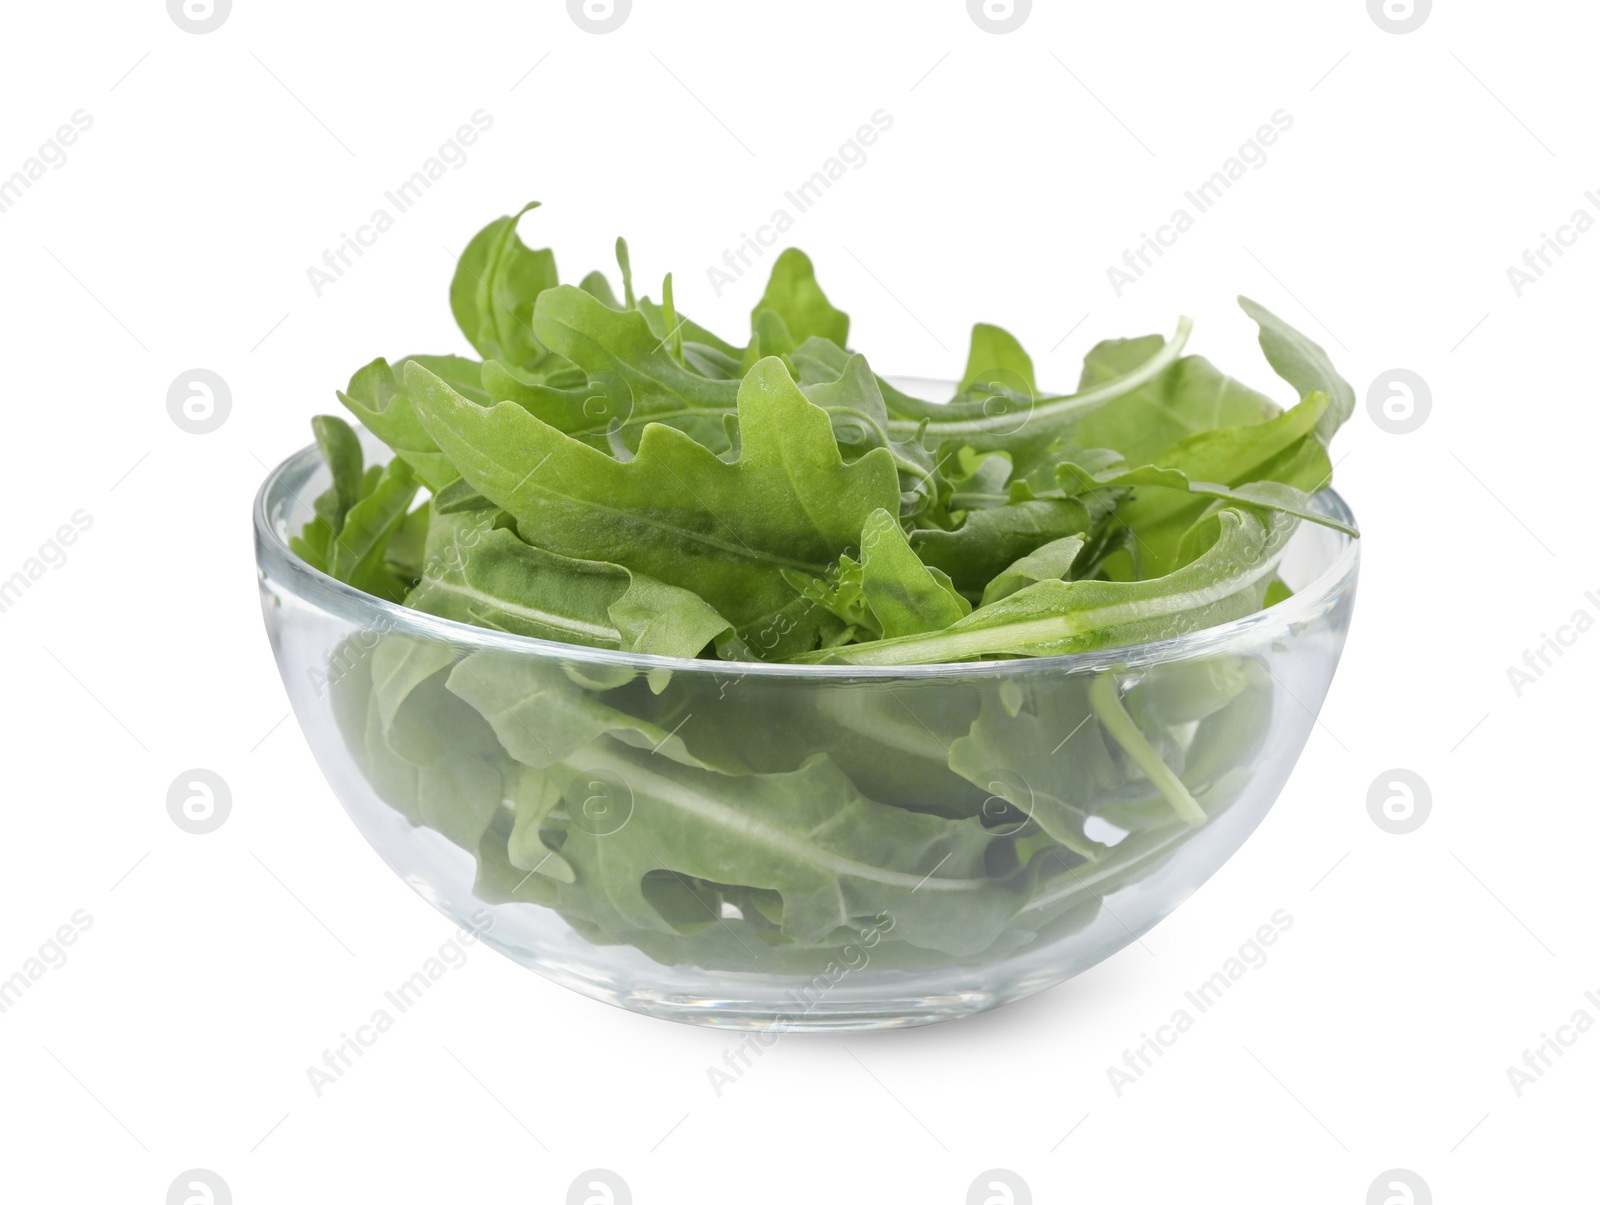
[{"xmin": 289, "ymin": 204, "xmax": 1357, "ymax": 975}]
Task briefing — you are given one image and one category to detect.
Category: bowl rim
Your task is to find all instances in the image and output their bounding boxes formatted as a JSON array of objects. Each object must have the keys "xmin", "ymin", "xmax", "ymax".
[{"xmin": 254, "ymin": 437, "xmax": 1359, "ymax": 680}]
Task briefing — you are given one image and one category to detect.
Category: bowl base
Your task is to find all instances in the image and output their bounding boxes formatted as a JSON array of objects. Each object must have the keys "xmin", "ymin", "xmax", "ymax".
[
  {"xmin": 610, "ymin": 986, "xmax": 1026, "ymax": 1032},
  {"xmin": 478, "ymin": 926, "xmax": 1067, "ymax": 1031}
]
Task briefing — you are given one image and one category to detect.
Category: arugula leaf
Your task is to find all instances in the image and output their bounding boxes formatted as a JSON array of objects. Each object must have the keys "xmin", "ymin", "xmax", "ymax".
[
  {"xmin": 638, "ymin": 296, "xmax": 745, "ymax": 367},
  {"xmin": 337, "ymin": 355, "xmax": 487, "ymax": 490},
  {"xmin": 328, "ymin": 457, "xmax": 418, "ymax": 580},
  {"xmin": 958, "ymin": 323, "xmax": 1037, "ymax": 397},
  {"xmin": 1093, "ymin": 393, "xmax": 1333, "ymax": 577},
  {"xmin": 615, "ymin": 236, "xmax": 636, "ymax": 309},
  {"xmin": 980, "ymin": 535, "xmax": 1085, "ymax": 606},
  {"xmin": 883, "ymin": 319, "xmax": 1194, "ymax": 444},
  {"xmin": 358, "ymin": 636, "xmax": 511, "ymax": 851},
  {"xmin": 406, "ymin": 355, "xmax": 899, "ymax": 629},
  {"xmin": 382, "ymin": 501, "xmax": 430, "ymax": 584},
  {"xmin": 530, "ymin": 285, "xmax": 738, "ymax": 451},
  {"xmin": 478, "ymin": 358, "xmax": 644, "ymax": 454},
  {"xmin": 310, "ymin": 415, "xmax": 364, "ymax": 534},
  {"xmin": 429, "ymin": 476, "xmax": 494, "ymax": 515},
  {"xmin": 1237, "ymin": 296, "xmax": 1355, "ymax": 442},
  {"xmin": 1071, "ymin": 343, "xmax": 1281, "ymax": 467},
  {"xmin": 752, "ymin": 248, "xmax": 849, "ymax": 348},
  {"xmin": 747, "ymin": 308, "xmax": 798, "ymax": 364},
  {"xmin": 910, "ymin": 499, "xmax": 1096, "ymax": 595},
  {"xmin": 798, "ymin": 352, "xmax": 942, "ymax": 511},
  {"xmin": 578, "ymin": 270, "xmax": 620, "ymax": 308},
  {"xmin": 548, "ymin": 739, "xmax": 1018, "ymax": 955},
  {"xmin": 406, "ymin": 511, "xmax": 731, "ymax": 658},
  {"xmin": 948, "ymin": 684, "xmax": 1117, "ymax": 857},
  {"xmin": 445, "ymin": 651, "xmax": 736, "ymax": 772},
  {"xmin": 1056, "ymin": 450, "xmax": 1358, "ymax": 537},
  {"xmin": 801, "ymin": 506, "xmax": 1296, "ymax": 666},
  {"xmin": 450, "ymin": 201, "xmax": 559, "ymax": 367},
  {"xmin": 858, "ymin": 508, "xmax": 970, "ymax": 638},
  {"xmin": 1088, "ymin": 672, "xmax": 1205, "ymax": 826}
]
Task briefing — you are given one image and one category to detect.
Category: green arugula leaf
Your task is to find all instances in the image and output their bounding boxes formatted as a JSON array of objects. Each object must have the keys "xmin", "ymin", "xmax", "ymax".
[
  {"xmin": 957, "ymin": 323, "xmax": 1037, "ymax": 397},
  {"xmin": 1056, "ymin": 452, "xmax": 1358, "ymax": 537},
  {"xmin": 323, "ymin": 457, "xmax": 419, "ymax": 601},
  {"xmin": 429, "ymin": 476, "xmax": 494, "ymax": 515},
  {"xmin": 505, "ymin": 763, "xmax": 575, "ymax": 883},
  {"xmin": 882, "ymin": 319, "xmax": 1194, "ymax": 447},
  {"xmin": 337, "ymin": 355, "xmax": 487, "ymax": 490},
  {"xmin": 980, "ymin": 535, "xmax": 1085, "ymax": 606},
  {"xmin": 1072, "ymin": 342, "xmax": 1282, "ymax": 467},
  {"xmin": 360, "ymin": 636, "xmax": 510, "ymax": 851},
  {"xmin": 801, "ymin": 505, "xmax": 1296, "ymax": 666},
  {"xmin": 578, "ymin": 270, "xmax": 620, "ymax": 308},
  {"xmin": 310, "ymin": 415, "xmax": 364, "ymax": 534},
  {"xmin": 1096, "ymin": 393, "xmax": 1333, "ymax": 576},
  {"xmin": 445, "ymin": 651, "xmax": 736, "ymax": 772},
  {"xmin": 1237, "ymin": 296, "xmax": 1355, "ymax": 442},
  {"xmin": 910, "ymin": 499, "xmax": 1096, "ymax": 595},
  {"xmin": 858, "ymin": 508, "xmax": 970, "ymax": 638},
  {"xmin": 478, "ymin": 359, "xmax": 639, "ymax": 454},
  {"xmin": 747, "ymin": 308, "xmax": 798, "ymax": 364},
  {"xmin": 752, "ymin": 248, "xmax": 849, "ymax": 348},
  {"xmin": 407, "ymin": 511, "xmax": 731, "ymax": 658},
  {"xmin": 450, "ymin": 201, "xmax": 559, "ymax": 367},
  {"xmin": 407, "ymin": 356, "xmax": 899, "ymax": 629},
  {"xmin": 948, "ymin": 684, "xmax": 1117, "ymax": 857},
  {"xmin": 530, "ymin": 285, "xmax": 738, "ymax": 451},
  {"xmin": 548, "ymin": 739, "xmax": 1019, "ymax": 955},
  {"xmin": 615, "ymin": 236, "xmax": 636, "ymax": 309},
  {"xmin": 798, "ymin": 352, "xmax": 942, "ymax": 511}
]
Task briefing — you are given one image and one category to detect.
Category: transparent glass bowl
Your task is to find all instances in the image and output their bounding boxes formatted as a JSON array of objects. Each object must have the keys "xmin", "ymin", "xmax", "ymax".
[{"xmin": 254, "ymin": 434, "xmax": 1358, "ymax": 1031}]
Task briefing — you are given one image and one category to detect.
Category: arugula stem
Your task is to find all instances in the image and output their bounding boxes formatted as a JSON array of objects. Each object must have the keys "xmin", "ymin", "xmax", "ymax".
[
  {"xmin": 1088, "ymin": 673, "xmax": 1206, "ymax": 827},
  {"xmin": 885, "ymin": 318, "xmax": 1193, "ymax": 439},
  {"xmin": 947, "ymin": 490, "xmax": 1021, "ymax": 509}
]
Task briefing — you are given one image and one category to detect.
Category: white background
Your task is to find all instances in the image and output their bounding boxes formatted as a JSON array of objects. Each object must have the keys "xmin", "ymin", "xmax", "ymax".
[{"xmin": 1, "ymin": 1, "xmax": 1594, "ymax": 1201}]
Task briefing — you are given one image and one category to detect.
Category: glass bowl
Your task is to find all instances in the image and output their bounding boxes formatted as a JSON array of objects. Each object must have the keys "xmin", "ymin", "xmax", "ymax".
[{"xmin": 254, "ymin": 426, "xmax": 1358, "ymax": 1031}]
